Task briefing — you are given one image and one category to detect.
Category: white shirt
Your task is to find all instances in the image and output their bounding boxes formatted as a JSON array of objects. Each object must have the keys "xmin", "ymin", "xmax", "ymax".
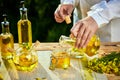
[{"xmin": 61, "ymin": 0, "xmax": 120, "ymax": 42}]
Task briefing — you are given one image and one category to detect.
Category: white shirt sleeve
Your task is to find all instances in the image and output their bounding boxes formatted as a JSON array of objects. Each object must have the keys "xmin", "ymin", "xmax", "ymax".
[
  {"xmin": 61, "ymin": 0, "xmax": 73, "ymax": 4},
  {"xmin": 88, "ymin": 0, "xmax": 120, "ymax": 28},
  {"xmin": 61, "ymin": 0, "xmax": 79, "ymax": 9}
]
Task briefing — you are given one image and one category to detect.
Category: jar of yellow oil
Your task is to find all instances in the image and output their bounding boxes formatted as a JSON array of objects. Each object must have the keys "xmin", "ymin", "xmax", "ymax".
[
  {"xmin": 49, "ymin": 48, "xmax": 70, "ymax": 70},
  {"xmin": 59, "ymin": 35, "xmax": 100, "ymax": 57}
]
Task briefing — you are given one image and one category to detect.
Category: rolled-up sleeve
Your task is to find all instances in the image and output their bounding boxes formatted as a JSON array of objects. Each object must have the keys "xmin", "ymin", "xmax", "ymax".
[
  {"xmin": 61, "ymin": 0, "xmax": 79, "ymax": 8},
  {"xmin": 61, "ymin": 0, "xmax": 73, "ymax": 4},
  {"xmin": 88, "ymin": 0, "xmax": 120, "ymax": 28}
]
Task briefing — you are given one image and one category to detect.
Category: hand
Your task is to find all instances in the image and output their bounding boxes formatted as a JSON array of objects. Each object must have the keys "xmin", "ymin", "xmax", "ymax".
[
  {"xmin": 70, "ymin": 16, "xmax": 98, "ymax": 48},
  {"xmin": 54, "ymin": 4, "xmax": 74, "ymax": 23}
]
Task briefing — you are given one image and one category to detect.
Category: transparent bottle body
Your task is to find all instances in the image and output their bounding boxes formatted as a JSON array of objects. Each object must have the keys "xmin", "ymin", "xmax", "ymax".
[
  {"xmin": 13, "ymin": 46, "xmax": 38, "ymax": 71},
  {"xmin": 17, "ymin": 19, "xmax": 32, "ymax": 47},
  {"xmin": 59, "ymin": 35, "xmax": 100, "ymax": 56},
  {"xmin": 0, "ymin": 33, "xmax": 14, "ymax": 59}
]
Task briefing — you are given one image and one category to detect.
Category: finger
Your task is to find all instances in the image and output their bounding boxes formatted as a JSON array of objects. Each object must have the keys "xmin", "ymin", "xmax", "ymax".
[
  {"xmin": 70, "ymin": 21, "xmax": 83, "ymax": 37},
  {"xmin": 75, "ymin": 25, "xmax": 86, "ymax": 48},
  {"xmin": 54, "ymin": 9, "xmax": 64, "ymax": 22},
  {"xmin": 83, "ymin": 32, "xmax": 94, "ymax": 48},
  {"xmin": 80, "ymin": 28, "xmax": 90, "ymax": 48},
  {"xmin": 54, "ymin": 7, "xmax": 61, "ymax": 18},
  {"xmin": 69, "ymin": 34, "xmax": 75, "ymax": 39},
  {"xmin": 58, "ymin": 9, "xmax": 65, "ymax": 20},
  {"xmin": 54, "ymin": 5, "xmax": 65, "ymax": 21},
  {"xmin": 71, "ymin": 21, "xmax": 81, "ymax": 31},
  {"xmin": 54, "ymin": 11, "xmax": 62, "ymax": 19},
  {"xmin": 59, "ymin": 5, "xmax": 68, "ymax": 20},
  {"xmin": 75, "ymin": 36, "xmax": 81, "ymax": 49},
  {"xmin": 55, "ymin": 15, "xmax": 64, "ymax": 23}
]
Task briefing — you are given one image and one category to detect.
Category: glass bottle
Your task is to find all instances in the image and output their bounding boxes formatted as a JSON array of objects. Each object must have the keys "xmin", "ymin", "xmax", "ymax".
[
  {"xmin": 13, "ymin": 41, "xmax": 38, "ymax": 71},
  {"xmin": 17, "ymin": 1, "xmax": 32, "ymax": 48},
  {"xmin": 0, "ymin": 14, "xmax": 14, "ymax": 59},
  {"xmin": 13, "ymin": 1, "xmax": 38, "ymax": 71},
  {"xmin": 59, "ymin": 35, "xmax": 100, "ymax": 57}
]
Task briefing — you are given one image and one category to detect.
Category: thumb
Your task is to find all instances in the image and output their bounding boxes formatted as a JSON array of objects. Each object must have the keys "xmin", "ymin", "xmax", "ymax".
[{"xmin": 59, "ymin": 5, "xmax": 69, "ymax": 20}]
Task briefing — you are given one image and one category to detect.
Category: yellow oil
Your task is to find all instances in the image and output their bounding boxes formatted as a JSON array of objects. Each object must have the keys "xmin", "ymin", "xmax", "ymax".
[
  {"xmin": 51, "ymin": 56, "xmax": 70, "ymax": 68},
  {"xmin": 49, "ymin": 52, "xmax": 70, "ymax": 70},
  {"xmin": 13, "ymin": 53, "xmax": 38, "ymax": 71},
  {"xmin": 0, "ymin": 73, "xmax": 3, "ymax": 80},
  {"xmin": 59, "ymin": 35, "xmax": 100, "ymax": 56},
  {"xmin": 0, "ymin": 33, "xmax": 14, "ymax": 59},
  {"xmin": 13, "ymin": 48, "xmax": 38, "ymax": 71},
  {"xmin": 84, "ymin": 35, "xmax": 100, "ymax": 56},
  {"xmin": 17, "ymin": 19, "xmax": 32, "ymax": 47}
]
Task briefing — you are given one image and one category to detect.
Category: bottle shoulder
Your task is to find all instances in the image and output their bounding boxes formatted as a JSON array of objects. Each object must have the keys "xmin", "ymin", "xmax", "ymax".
[
  {"xmin": 0, "ymin": 33, "xmax": 13, "ymax": 38},
  {"xmin": 18, "ymin": 19, "xmax": 31, "ymax": 22},
  {"xmin": 17, "ymin": 19, "xmax": 31, "ymax": 24}
]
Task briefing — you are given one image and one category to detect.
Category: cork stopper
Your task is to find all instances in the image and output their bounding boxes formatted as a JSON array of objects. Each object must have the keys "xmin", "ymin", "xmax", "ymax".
[{"xmin": 65, "ymin": 15, "xmax": 71, "ymax": 24}]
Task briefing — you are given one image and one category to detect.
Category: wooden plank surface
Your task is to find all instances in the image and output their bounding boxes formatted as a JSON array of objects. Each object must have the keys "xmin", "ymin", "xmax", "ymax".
[
  {"xmin": 0, "ymin": 57, "xmax": 11, "ymax": 80},
  {"xmin": 14, "ymin": 42, "xmax": 120, "ymax": 52},
  {"xmin": 27, "ymin": 42, "xmax": 120, "ymax": 53}
]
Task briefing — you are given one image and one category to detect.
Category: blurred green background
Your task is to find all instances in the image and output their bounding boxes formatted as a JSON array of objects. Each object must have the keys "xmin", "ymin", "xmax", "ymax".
[{"xmin": 0, "ymin": 0, "xmax": 73, "ymax": 43}]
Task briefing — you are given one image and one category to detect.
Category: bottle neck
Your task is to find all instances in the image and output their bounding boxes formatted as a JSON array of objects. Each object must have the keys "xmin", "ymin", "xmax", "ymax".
[
  {"xmin": 2, "ymin": 25, "xmax": 10, "ymax": 33},
  {"xmin": 20, "ymin": 11, "xmax": 28, "ymax": 20}
]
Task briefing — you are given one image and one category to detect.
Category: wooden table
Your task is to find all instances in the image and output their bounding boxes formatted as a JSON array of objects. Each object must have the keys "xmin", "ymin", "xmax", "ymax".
[{"xmin": 1, "ymin": 42, "xmax": 120, "ymax": 80}]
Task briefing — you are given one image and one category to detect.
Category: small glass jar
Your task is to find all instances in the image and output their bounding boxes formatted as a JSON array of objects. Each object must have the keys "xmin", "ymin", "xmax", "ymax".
[
  {"xmin": 49, "ymin": 48, "xmax": 70, "ymax": 70},
  {"xmin": 13, "ymin": 45, "xmax": 38, "ymax": 71}
]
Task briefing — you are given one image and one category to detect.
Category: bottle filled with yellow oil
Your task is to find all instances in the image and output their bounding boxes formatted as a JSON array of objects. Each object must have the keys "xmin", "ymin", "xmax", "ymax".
[
  {"xmin": 17, "ymin": 1, "xmax": 32, "ymax": 47},
  {"xmin": 13, "ymin": 1, "xmax": 38, "ymax": 71},
  {"xmin": 0, "ymin": 14, "xmax": 14, "ymax": 59},
  {"xmin": 59, "ymin": 35, "xmax": 100, "ymax": 57}
]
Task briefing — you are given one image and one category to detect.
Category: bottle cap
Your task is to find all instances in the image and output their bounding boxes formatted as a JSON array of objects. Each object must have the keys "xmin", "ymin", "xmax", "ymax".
[
  {"xmin": 1, "ymin": 14, "xmax": 9, "ymax": 27},
  {"xmin": 20, "ymin": 0, "xmax": 27, "ymax": 13}
]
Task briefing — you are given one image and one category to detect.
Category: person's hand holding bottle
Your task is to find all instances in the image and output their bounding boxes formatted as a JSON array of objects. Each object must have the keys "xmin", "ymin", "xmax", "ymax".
[{"xmin": 70, "ymin": 16, "xmax": 99, "ymax": 49}]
